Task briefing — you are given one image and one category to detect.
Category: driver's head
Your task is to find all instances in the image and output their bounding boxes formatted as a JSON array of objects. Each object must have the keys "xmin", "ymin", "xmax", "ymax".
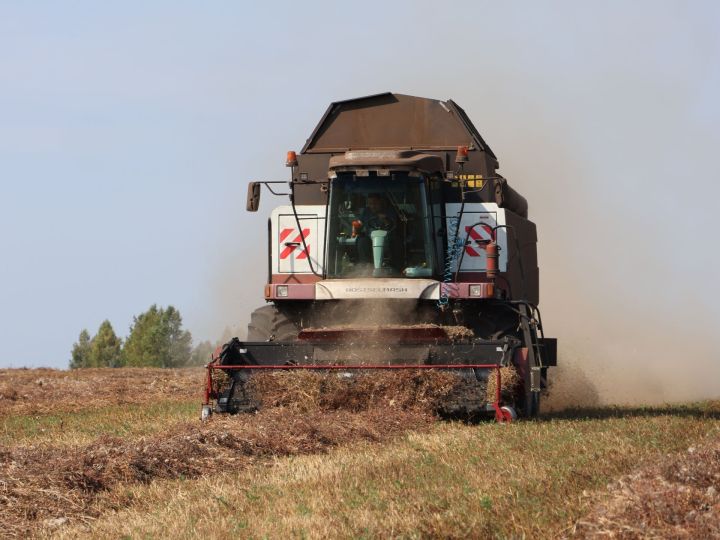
[{"xmin": 367, "ymin": 193, "xmax": 385, "ymax": 214}]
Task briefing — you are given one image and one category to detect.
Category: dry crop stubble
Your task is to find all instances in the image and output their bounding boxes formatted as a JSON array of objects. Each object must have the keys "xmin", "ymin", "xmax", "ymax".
[
  {"xmin": 54, "ymin": 405, "xmax": 720, "ymax": 539},
  {"xmin": 0, "ymin": 367, "xmax": 203, "ymax": 415},
  {"xmin": 572, "ymin": 427, "xmax": 720, "ymax": 538},
  {"xmin": 1, "ymin": 408, "xmax": 436, "ymax": 537},
  {"xmin": 2, "ymin": 368, "xmax": 466, "ymax": 537}
]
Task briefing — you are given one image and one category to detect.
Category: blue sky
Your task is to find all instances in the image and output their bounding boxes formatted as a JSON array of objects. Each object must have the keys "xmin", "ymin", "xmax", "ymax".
[{"xmin": 1, "ymin": 1, "xmax": 719, "ymax": 386}]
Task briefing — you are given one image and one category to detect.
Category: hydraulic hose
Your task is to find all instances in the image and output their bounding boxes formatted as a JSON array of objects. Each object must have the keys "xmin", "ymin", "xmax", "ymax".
[{"xmin": 437, "ymin": 199, "xmax": 466, "ymax": 309}]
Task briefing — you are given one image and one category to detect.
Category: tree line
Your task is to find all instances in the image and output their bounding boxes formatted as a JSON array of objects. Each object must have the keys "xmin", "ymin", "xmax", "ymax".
[{"xmin": 70, "ymin": 304, "xmax": 216, "ymax": 369}]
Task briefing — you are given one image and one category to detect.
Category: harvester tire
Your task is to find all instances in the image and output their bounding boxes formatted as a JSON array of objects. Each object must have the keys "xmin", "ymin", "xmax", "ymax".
[{"xmin": 247, "ymin": 305, "xmax": 299, "ymax": 342}]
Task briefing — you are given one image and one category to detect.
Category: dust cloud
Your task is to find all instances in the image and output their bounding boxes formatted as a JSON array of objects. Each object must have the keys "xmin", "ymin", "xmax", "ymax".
[{"xmin": 493, "ymin": 87, "xmax": 720, "ymax": 408}]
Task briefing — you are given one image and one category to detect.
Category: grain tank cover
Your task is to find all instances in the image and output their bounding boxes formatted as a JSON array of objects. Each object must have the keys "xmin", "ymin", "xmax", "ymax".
[
  {"xmin": 302, "ymin": 93, "xmax": 496, "ymax": 159},
  {"xmin": 293, "ymin": 93, "xmax": 526, "ymax": 217},
  {"xmin": 328, "ymin": 150, "xmax": 445, "ymax": 176}
]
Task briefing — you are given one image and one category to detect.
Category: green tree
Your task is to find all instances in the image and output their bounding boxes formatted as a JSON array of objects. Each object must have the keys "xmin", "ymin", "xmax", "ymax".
[
  {"xmin": 69, "ymin": 329, "xmax": 92, "ymax": 369},
  {"xmin": 165, "ymin": 306, "xmax": 193, "ymax": 367},
  {"xmin": 89, "ymin": 320, "xmax": 123, "ymax": 367},
  {"xmin": 123, "ymin": 305, "xmax": 193, "ymax": 367}
]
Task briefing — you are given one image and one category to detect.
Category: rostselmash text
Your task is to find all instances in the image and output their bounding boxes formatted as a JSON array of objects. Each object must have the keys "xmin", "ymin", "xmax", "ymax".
[{"xmin": 344, "ymin": 287, "xmax": 409, "ymax": 293}]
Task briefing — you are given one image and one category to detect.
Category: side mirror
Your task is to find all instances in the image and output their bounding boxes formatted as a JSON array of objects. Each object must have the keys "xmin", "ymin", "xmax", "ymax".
[{"xmin": 246, "ymin": 182, "xmax": 261, "ymax": 212}]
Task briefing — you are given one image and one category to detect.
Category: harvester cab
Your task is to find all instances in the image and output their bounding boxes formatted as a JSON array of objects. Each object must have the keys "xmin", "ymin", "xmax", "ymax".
[
  {"xmin": 202, "ymin": 93, "xmax": 556, "ymax": 423},
  {"xmin": 328, "ymin": 165, "xmax": 433, "ymax": 278}
]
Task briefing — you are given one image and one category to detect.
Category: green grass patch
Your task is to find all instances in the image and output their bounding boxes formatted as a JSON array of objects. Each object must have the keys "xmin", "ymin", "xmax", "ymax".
[{"xmin": 1, "ymin": 400, "xmax": 198, "ymax": 446}]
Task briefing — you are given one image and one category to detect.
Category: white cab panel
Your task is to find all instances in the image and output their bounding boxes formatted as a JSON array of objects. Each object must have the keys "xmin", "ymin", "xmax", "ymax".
[
  {"xmin": 271, "ymin": 205, "xmax": 326, "ymax": 275},
  {"xmin": 445, "ymin": 203, "xmax": 508, "ymax": 273}
]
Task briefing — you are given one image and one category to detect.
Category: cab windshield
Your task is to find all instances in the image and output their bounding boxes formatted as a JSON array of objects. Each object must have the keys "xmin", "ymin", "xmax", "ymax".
[{"xmin": 326, "ymin": 172, "xmax": 435, "ymax": 278}]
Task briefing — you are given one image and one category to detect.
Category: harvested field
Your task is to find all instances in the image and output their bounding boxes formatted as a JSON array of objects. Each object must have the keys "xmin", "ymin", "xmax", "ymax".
[
  {"xmin": 1, "ymin": 408, "xmax": 433, "ymax": 538},
  {"xmin": 573, "ymin": 433, "xmax": 720, "ymax": 538},
  {"xmin": 0, "ymin": 368, "xmax": 202, "ymax": 415},
  {"xmin": 0, "ymin": 368, "xmax": 718, "ymax": 538}
]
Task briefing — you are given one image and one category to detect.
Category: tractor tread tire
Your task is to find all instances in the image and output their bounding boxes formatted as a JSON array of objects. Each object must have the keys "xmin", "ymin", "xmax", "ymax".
[{"xmin": 247, "ymin": 304, "xmax": 299, "ymax": 342}]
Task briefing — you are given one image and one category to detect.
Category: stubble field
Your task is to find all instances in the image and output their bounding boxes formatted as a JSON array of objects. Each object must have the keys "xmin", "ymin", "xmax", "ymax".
[{"xmin": 1, "ymin": 367, "xmax": 718, "ymax": 539}]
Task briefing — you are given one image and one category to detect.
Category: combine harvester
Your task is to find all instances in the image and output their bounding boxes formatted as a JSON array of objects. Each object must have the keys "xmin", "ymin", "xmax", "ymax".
[{"xmin": 202, "ymin": 93, "xmax": 556, "ymax": 422}]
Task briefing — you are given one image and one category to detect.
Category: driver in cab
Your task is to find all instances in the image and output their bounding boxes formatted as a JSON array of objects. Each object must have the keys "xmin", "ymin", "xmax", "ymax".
[
  {"xmin": 355, "ymin": 193, "xmax": 397, "ymax": 265},
  {"xmin": 360, "ymin": 193, "xmax": 396, "ymax": 232}
]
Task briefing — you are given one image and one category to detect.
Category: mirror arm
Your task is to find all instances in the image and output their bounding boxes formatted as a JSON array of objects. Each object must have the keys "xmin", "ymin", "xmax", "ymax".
[{"xmin": 246, "ymin": 179, "xmax": 332, "ymax": 211}]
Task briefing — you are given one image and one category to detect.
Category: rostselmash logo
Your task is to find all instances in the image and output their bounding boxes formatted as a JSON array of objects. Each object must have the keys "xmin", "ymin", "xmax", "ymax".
[{"xmin": 344, "ymin": 287, "xmax": 409, "ymax": 293}]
